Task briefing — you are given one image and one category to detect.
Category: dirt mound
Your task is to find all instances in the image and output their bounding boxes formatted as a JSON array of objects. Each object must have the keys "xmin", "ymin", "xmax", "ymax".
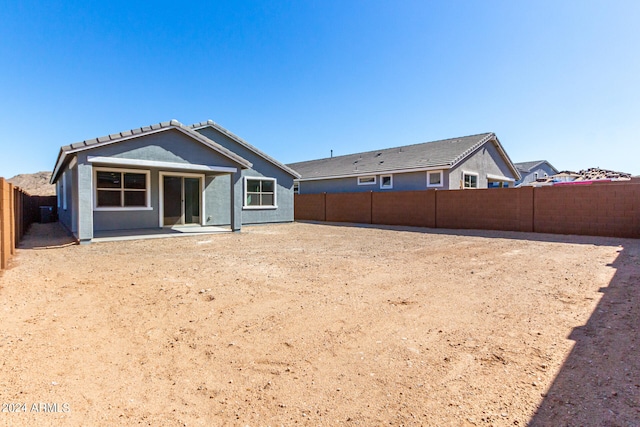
[{"xmin": 7, "ymin": 171, "xmax": 55, "ymax": 196}]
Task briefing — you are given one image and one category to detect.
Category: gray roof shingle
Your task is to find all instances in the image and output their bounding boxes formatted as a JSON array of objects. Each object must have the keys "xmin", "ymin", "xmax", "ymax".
[
  {"xmin": 288, "ymin": 133, "xmax": 502, "ymax": 180},
  {"xmin": 514, "ymin": 160, "xmax": 558, "ymax": 174}
]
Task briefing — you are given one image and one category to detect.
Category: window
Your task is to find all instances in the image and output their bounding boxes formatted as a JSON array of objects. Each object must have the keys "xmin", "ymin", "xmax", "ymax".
[
  {"xmin": 427, "ymin": 171, "xmax": 443, "ymax": 188},
  {"xmin": 293, "ymin": 182, "xmax": 299, "ymax": 194},
  {"xmin": 488, "ymin": 181, "xmax": 507, "ymax": 188},
  {"xmin": 357, "ymin": 176, "xmax": 376, "ymax": 185},
  {"xmin": 244, "ymin": 177, "xmax": 277, "ymax": 208},
  {"xmin": 463, "ymin": 173, "xmax": 478, "ymax": 188},
  {"xmin": 380, "ymin": 175, "xmax": 393, "ymax": 189},
  {"xmin": 95, "ymin": 169, "xmax": 150, "ymax": 209}
]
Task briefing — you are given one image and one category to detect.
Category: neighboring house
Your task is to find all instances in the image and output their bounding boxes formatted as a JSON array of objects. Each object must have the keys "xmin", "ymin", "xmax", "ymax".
[
  {"xmin": 526, "ymin": 167, "xmax": 632, "ymax": 187},
  {"xmin": 287, "ymin": 132, "xmax": 520, "ymax": 194},
  {"xmin": 50, "ymin": 119, "xmax": 300, "ymax": 243},
  {"xmin": 514, "ymin": 160, "xmax": 558, "ymax": 187}
]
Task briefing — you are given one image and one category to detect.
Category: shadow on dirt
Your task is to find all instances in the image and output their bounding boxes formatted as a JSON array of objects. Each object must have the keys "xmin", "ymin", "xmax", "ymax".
[
  {"xmin": 18, "ymin": 222, "xmax": 77, "ymax": 249},
  {"xmin": 528, "ymin": 243, "xmax": 640, "ymax": 426},
  {"xmin": 298, "ymin": 221, "xmax": 640, "ymax": 424}
]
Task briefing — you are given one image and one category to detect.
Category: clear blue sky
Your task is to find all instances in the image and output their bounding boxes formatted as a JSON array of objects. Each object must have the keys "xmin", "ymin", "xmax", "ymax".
[{"xmin": 1, "ymin": 0, "xmax": 638, "ymax": 178}]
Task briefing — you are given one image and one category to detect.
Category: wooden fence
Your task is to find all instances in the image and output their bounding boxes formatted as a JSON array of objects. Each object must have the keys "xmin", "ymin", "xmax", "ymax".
[
  {"xmin": 0, "ymin": 178, "xmax": 57, "ymax": 270},
  {"xmin": 295, "ymin": 182, "xmax": 640, "ymax": 239}
]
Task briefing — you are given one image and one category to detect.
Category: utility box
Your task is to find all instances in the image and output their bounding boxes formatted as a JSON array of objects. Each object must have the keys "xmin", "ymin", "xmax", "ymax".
[{"xmin": 39, "ymin": 206, "xmax": 53, "ymax": 223}]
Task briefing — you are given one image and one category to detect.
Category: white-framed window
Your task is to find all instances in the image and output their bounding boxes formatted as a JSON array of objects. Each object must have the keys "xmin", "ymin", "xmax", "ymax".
[
  {"xmin": 94, "ymin": 167, "xmax": 151, "ymax": 210},
  {"xmin": 293, "ymin": 182, "xmax": 300, "ymax": 194},
  {"xmin": 463, "ymin": 172, "xmax": 478, "ymax": 189},
  {"xmin": 244, "ymin": 177, "xmax": 277, "ymax": 209},
  {"xmin": 380, "ymin": 174, "xmax": 393, "ymax": 189},
  {"xmin": 427, "ymin": 170, "xmax": 443, "ymax": 188},
  {"xmin": 357, "ymin": 176, "xmax": 376, "ymax": 185}
]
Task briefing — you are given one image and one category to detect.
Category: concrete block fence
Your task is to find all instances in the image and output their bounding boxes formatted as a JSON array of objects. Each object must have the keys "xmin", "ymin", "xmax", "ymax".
[
  {"xmin": 295, "ymin": 183, "xmax": 640, "ymax": 239},
  {"xmin": 0, "ymin": 178, "xmax": 57, "ymax": 270}
]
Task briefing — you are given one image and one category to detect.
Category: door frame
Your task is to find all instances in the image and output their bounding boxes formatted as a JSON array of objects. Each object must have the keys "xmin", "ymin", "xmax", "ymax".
[{"xmin": 158, "ymin": 171, "xmax": 206, "ymax": 227}]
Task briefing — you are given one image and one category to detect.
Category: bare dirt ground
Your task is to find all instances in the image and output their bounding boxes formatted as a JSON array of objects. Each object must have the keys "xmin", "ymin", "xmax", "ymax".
[{"xmin": 0, "ymin": 221, "xmax": 638, "ymax": 426}]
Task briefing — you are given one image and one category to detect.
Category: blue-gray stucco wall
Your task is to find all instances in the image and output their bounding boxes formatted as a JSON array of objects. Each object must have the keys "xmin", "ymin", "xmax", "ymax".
[
  {"xmin": 55, "ymin": 127, "xmax": 295, "ymax": 239},
  {"xmin": 56, "ymin": 164, "xmax": 75, "ymax": 233},
  {"xmin": 72, "ymin": 129, "xmax": 246, "ymax": 234},
  {"xmin": 195, "ymin": 127, "xmax": 295, "ymax": 224},
  {"xmin": 448, "ymin": 142, "xmax": 516, "ymax": 189},
  {"xmin": 298, "ymin": 170, "xmax": 449, "ymax": 194}
]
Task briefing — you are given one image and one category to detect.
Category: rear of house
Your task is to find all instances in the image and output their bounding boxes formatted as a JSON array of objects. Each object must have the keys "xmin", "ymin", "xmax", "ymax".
[{"xmin": 51, "ymin": 120, "xmax": 299, "ymax": 243}]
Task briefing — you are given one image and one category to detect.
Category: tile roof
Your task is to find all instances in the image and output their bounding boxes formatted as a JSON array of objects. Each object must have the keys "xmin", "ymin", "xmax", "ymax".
[
  {"xmin": 514, "ymin": 160, "xmax": 558, "ymax": 174},
  {"xmin": 190, "ymin": 120, "xmax": 300, "ymax": 178},
  {"xmin": 288, "ymin": 132, "xmax": 508, "ymax": 180},
  {"xmin": 51, "ymin": 120, "xmax": 254, "ymax": 183}
]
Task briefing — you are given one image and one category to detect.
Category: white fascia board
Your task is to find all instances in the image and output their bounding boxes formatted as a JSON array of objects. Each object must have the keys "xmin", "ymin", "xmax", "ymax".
[
  {"xmin": 51, "ymin": 155, "xmax": 66, "ymax": 184},
  {"xmin": 487, "ymin": 173, "xmax": 516, "ymax": 182},
  {"xmin": 87, "ymin": 156, "xmax": 238, "ymax": 173},
  {"xmin": 295, "ymin": 165, "xmax": 451, "ymax": 182}
]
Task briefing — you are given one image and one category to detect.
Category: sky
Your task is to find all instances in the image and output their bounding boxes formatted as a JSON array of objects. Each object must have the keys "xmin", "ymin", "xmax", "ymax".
[{"xmin": 1, "ymin": 0, "xmax": 639, "ymax": 178}]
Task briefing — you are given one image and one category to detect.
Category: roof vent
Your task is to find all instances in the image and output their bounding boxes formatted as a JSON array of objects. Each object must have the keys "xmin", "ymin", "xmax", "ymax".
[{"xmin": 376, "ymin": 153, "xmax": 382, "ymax": 157}]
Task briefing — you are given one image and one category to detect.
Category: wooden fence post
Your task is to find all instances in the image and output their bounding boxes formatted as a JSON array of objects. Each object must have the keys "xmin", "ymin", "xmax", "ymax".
[
  {"xmin": 9, "ymin": 183, "xmax": 15, "ymax": 256},
  {"xmin": 0, "ymin": 178, "xmax": 8, "ymax": 269}
]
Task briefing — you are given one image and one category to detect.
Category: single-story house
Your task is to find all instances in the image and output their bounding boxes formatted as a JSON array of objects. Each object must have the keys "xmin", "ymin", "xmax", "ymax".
[
  {"xmin": 50, "ymin": 119, "xmax": 300, "ymax": 243},
  {"xmin": 287, "ymin": 132, "xmax": 520, "ymax": 194},
  {"xmin": 514, "ymin": 160, "xmax": 558, "ymax": 187}
]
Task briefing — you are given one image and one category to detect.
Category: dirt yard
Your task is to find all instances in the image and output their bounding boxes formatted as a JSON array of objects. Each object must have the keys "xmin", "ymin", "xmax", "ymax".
[{"xmin": 0, "ymin": 222, "xmax": 638, "ymax": 426}]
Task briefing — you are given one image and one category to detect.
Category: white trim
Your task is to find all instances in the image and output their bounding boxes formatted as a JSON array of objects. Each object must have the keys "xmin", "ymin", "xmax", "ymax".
[
  {"xmin": 243, "ymin": 176, "xmax": 277, "ymax": 209},
  {"xmin": 380, "ymin": 174, "xmax": 393, "ymax": 189},
  {"xmin": 88, "ymin": 156, "xmax": 237, "ymax": 174},
  {"xmin": 486, "ymin": 173, "xmax": 515, "ymax": 182},
  {"xmin": 462, "ymin": 171, "xmax": 479, "ymax": 189},
  {"xmin": 159, "ymin": 171, "xmax": 206, "ymax": 227},
  {"xmin": 94, "ymin": 167, "xmax": 152, "ymax": 211},
  {"xmin": 298, "ymin": 166, "xmax": 450, "ymax": 182},
  {"xmin": 427, "ymin": 170, "xmax": 444, "ymax": 188},
  {"xmin": 357, "ymin": 176, "xmax": 376, "ymax": 186},
  {"xmin": 243, "ymin": 205, "xmax": 278, "ymax": 210}
]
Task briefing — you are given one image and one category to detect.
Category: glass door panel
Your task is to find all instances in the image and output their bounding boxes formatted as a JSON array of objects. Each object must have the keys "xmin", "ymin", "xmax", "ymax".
[
  {"xmin": 163, "ymin": 176, "xmax": 182, "ymax": 226},
  {"xmin": 184, "ymin": 178, "xmax": 201, "ymax": 225}
]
